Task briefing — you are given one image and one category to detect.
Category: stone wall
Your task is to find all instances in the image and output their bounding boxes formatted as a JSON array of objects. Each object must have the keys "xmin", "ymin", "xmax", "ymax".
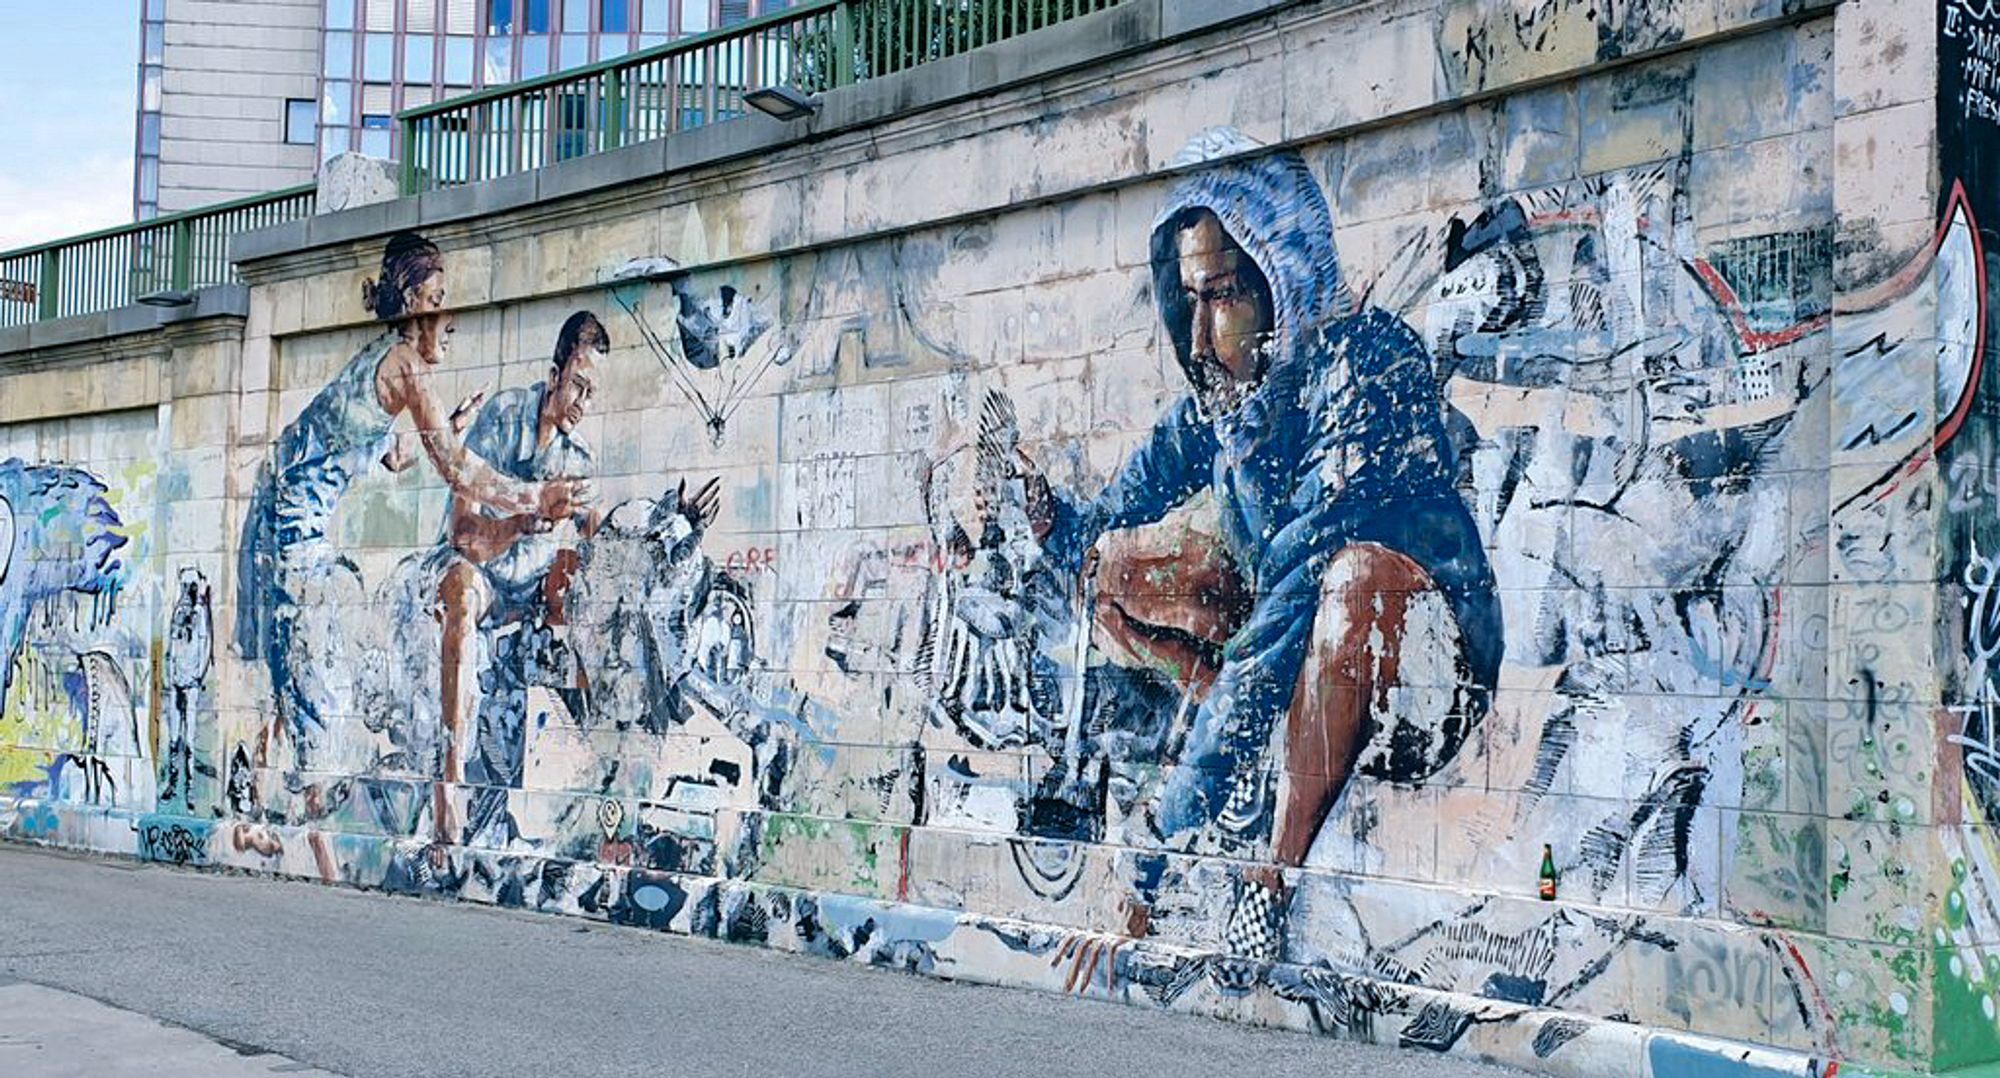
[{"xmin": 0, "ymin": 2, "xmax": 1984, "ymax": 1075}]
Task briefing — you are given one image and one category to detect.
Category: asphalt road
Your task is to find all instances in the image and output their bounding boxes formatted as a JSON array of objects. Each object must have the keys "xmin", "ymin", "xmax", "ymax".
[{"xmin": 0, "ymin": 844, "xmax": 1523, "ymax": 1077}]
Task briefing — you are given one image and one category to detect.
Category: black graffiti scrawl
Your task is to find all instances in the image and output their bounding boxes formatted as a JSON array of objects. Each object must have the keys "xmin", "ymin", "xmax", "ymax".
[{"xmin": 1938, "ymin": 0, "xmax": 2000, "ymax": 1066}]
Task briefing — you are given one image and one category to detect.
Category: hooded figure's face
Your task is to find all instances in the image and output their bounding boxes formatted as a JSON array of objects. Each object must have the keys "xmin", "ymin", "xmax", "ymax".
[{"xmin": 1176, "ymin": 211, "xmax": 1273, "ymax": 410}]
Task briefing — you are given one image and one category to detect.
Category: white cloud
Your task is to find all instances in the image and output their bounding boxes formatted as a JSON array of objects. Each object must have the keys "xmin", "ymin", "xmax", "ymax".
[{"xmin": 0, "ymin": 16, "xmax": 138, "ymax": 254}]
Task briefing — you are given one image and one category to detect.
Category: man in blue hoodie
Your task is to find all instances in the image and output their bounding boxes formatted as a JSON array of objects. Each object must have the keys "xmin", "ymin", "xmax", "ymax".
[{"xmin": 1028, "ymin": 141, "xmax": 1502, "ymax": 959}]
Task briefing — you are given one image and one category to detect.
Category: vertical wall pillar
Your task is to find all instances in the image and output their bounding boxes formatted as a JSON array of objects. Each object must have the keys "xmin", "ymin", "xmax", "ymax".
[{"xmin": 1930, "ymin": 0, "xmax": 2000, "ymax": 1069}]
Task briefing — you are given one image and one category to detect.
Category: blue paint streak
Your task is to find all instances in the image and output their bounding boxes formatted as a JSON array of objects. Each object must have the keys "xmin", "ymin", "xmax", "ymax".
[{"xmin": 1646, "ymin": 1038, "xmax": 1812, "ymax": 1078}]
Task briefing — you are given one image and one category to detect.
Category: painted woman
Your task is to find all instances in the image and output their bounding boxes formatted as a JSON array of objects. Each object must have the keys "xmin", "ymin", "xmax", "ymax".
[{"xmin": 235, "ymin": 232, "xmax": 589, "ymax": 802}]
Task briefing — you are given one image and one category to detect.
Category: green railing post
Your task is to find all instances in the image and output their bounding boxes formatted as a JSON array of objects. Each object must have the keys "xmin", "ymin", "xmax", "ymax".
[
  {"xmin": 170, "ymin": 218, "xmax": 193, "ymax": 292},
  {"xmin": 2, "ymin": 184, "xmax": 312, "ymax": 325},
  {"xmin": 606, "ymin": 68, "xmax": 625, "ymax": 151},
  {"xmin": 401, "ymin": 120, "xmax": 420, "ymax": 194},
  {"xmin": 36, "ymin": 248, "xmax": 58, "ymax": 322},
  {"xmin": 833, "ymin": 0, "xmax": 856, "ymax": 87},
  {"xmin": 382, "ymin": 0, "xmax": 1118, "ymax": 187}
]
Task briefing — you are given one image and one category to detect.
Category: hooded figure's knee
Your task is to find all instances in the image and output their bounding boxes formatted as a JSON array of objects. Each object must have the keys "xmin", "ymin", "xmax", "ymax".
[{"xmin": 1303, "ymin": 543, "xmax": 1476, "ymax": 784}]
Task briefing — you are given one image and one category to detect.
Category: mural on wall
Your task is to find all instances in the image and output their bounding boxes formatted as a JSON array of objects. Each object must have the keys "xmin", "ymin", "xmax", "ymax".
[
  {"xmin": 1935, "ymin": 0, "xmax": 2000, "ymax": 1067},
  {"xmin": 915, "ymin": 139, "xmax": 1504, "ymax": 968},
  {"xmin": 209, "ymin": 129, "xmax": 1974, "ymax": 1075},
  {"xmin": 208, "ymin": 52, "xmax": 1965, "ymax": 1073},
  {"xmin": 161, "ymin": 567, "xmax": 213, "ymax": 812},
  {"xmin": 221, "ymin": 231, "xmax": 808, "ymax": 897},
  {"xmin": 8, "ymin": 8, "xmax": 1995, "ymax": 1072},
  {"xmin": 0, "ymin": 456, "xmax": 152, "ymax": 808},
  {"xmin": 607, "ymin": 265, "xmax": 792, "ymax": 446}
]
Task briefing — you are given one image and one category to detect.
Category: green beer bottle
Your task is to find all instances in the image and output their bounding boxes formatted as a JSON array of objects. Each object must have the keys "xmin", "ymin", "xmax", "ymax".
[{"xmin": 1538, "ymin": 844, "xmax": 1558, "ymax": 901}]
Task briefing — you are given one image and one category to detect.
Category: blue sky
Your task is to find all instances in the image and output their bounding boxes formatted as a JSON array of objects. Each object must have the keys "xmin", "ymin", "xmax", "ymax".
[{"xmin": 0, "ymin": 2, "xmax": 140, "ymax": 250}]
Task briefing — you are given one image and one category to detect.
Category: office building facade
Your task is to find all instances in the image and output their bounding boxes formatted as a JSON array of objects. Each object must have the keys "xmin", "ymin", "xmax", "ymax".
[{"xmin": 139, "ymin": 0, "xmax": 787, "ymax": 218}]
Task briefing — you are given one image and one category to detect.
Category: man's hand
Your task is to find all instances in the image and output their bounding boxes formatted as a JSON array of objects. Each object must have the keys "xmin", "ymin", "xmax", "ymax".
[
  {"xmin": 678, "ymin": 477, "xmax": 721, "ymax": 532},
  {"xmin": 535, "ymin": 477, "xmax": 597, "ymax": 523}
]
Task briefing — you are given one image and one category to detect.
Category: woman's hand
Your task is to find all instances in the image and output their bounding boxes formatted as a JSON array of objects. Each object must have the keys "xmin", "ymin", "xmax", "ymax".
[
  {"xmin": 448, "ymin": 389, "xmax": 487, "ymax": 434},
  {"xmin": 379, "ymin": 431, "xmax": 418, "ymax": 473}
]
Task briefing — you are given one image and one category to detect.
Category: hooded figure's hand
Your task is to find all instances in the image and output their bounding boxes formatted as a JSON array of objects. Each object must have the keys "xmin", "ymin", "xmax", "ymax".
[
  {"xmin": 677, "ymin": 476, "xmax": 721, "ymax": 532},
  {"xmin": 1018, "ymin": 448, "xmax": 1055, "ymax": 542}
]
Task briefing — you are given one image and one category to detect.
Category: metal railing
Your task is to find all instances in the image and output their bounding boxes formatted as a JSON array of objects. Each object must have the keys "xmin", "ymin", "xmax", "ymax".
[
  {"xmin": 0, "ymin": 185, "xmax": 317, "ymax": 329},
  {"xmin": 400, "ymin": 0, "xmax": 1125, "ymax": 195},
  {"xmin": 0, "ymin": 0, "xmax": 1122, "ymax": 328}
]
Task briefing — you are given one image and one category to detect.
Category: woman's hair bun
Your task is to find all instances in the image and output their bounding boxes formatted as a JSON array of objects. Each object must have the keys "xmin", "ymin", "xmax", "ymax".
[{"xmin": 368, "ymin": 232, "xmax": 444, "ymax": 322}]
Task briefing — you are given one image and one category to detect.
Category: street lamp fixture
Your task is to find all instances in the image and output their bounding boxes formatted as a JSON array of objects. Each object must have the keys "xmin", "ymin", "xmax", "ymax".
[
  {"xmin": 744, "ymin": 85, "xmax": 820, "ymax": 122},
  {"xmin": 137, "ymin": 289, "xmax": 196, "ymax": 308}
]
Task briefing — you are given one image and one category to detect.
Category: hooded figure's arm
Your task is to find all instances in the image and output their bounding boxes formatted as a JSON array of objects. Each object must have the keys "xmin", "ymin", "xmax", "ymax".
[
  {"xmin": 1042, "ymin": 396, "xmax": 1218, "ymax": 572},
  {"xmin": 1285, "ymin": 310, "xmax": 1453, "ymax": 525}
]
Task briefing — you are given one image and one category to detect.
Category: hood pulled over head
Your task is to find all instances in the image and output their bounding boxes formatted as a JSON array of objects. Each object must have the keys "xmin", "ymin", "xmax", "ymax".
[{"xmin": 1149, "ymin": 130, "xmax": 1352, "ymax": 416}]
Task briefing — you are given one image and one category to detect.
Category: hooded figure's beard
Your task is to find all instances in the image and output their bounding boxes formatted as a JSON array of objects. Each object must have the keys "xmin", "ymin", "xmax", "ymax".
[{"xmin": 1188, "ymin": 335, "xmax": 1277, "ymax": 423}]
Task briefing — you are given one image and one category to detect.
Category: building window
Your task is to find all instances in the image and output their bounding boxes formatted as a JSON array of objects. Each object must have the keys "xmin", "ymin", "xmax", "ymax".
[
  {"xmin": 521, "ymin": 34, "xmax": 551, "ymax": 77},
  {"xmin": 322, "ymin": 125, "xmax": 351, "ymax": 161},
  {"xmin": 562, "ymin": 0, "xmax": 589, "ymax": 31},
  {"xmin": 323, "ymin": 81, "xmax": 355, "ymax": 127},
  {"xmin": 324, "ymin": 31, "xmax": 354, "ymax": 77},
  {"xmin": 285, "ymin": 99, "xmax": 318, "ymax": 144},
  {"xmin": 134, "ymin": 0, "xmax": 163, "ymax": 228},
  {"xmin": 444, "ymin": 36, "xmax": 475, "ymax": 84},
  {"xmin": 525, "ymin": 0, "xmax": 551, "ymax": 33},
  {"xmin": 681, "ymin": 0, "xmax": 710, "ymax": 34},
  {"xmin": 640, "ymin": 0, "xmax": 667, "ymax": 33},
  {"xmin": 361, "ymin": 114, "xmax": 393, "ymax": 158},
  {"xmin": 601, "ymin": 0, "xmax": 630, "ymax": 33},
  {"xmin": 364, "ymin": 32, "xmax": 396, "ymax": 80},
  {"xmin": 556, "ymin": 90, "xmax": 592, "ymax": 159},
  {"xmin": 484, "ymin": 37, "xmax": 514, "ymax": 81},
  {"xmin": 406, "ymin": 34, "xmax": 435, "ymax": 82},
  {"xmin": 560, "ymin": 32, "xmax": 588, "ymax": 69},
  {"xmin": 326, "ymin": 0, "xmax": 356, "ymax": 29},
  {"xmin": 488, "ymin": 0, "xmax": 513, "ymax": 32}
]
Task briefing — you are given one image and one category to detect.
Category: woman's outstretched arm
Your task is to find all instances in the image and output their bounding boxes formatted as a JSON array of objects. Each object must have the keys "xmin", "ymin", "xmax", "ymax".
[{"xmin": 378, "ymin": 343, "xmax": 582, "ymax": 519}]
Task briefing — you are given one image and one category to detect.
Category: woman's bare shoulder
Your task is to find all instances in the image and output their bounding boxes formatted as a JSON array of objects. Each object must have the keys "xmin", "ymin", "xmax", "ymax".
[{"xmin": 372, "ymin": 336, "xmax": 422, "ymax": 408}]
